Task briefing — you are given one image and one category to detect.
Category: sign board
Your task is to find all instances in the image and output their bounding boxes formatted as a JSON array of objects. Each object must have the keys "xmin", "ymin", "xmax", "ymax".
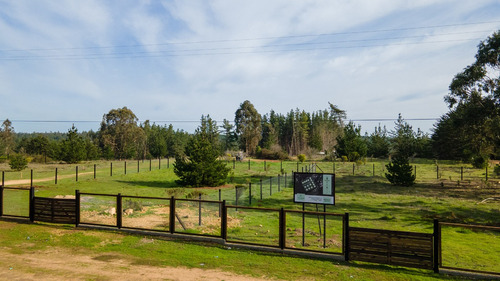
[{"xmin": 293, "ymin": 172, "xmax": 335, "ymax": 205}]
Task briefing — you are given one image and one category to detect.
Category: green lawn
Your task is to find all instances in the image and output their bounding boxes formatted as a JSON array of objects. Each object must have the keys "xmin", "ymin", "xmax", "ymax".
[{"xmin": 1, "ymin": 158, "xmax": 499, "ymax": 279}]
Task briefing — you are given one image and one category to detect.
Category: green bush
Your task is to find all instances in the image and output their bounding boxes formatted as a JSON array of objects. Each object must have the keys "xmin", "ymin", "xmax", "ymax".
[
  {"xmin": 256, "ymin": 148, "xmax": 289, "ymax": 160},
  {"xmin": 471, "ymin": 155, "xmax": 488, "ymax": 169},
  {"xmin": 297, "ymin": 154, "xmax": 306, "ymax": 163},
  {"xmin": 494, "ymin": 165, "xmax": 500, "ymax": 177},
  {"xmin": 9, "ymin": 154, "xmax": 28, "ymax": 171}
]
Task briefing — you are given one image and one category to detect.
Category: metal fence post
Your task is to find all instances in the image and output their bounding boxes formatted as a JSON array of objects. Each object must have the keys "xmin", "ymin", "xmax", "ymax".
[
  {"xmin": 249, "ymin": 183, "xmax": 252, "ymax": 205},
  {"xmin": 221, "ymin": 200, "xmax": 227, "ymax": 240},
  {"xmin": 137, "ymin": 160, "xmax": 140, "ymax": 173},
  {"xmin": 75, "ymin": 190, "xmax": 80, "ymax": 227},
  {"xmin": 169, "ymin": 196, "xmax": 175, "ymax": 234},
  {"xmin": 94, "ymin": 164, "xmax": 96, "ymax": 179},
  {"xmin": 159, "ymin": 158, "xmax": 161, "ymax": 169},
  {"xmin": 76, "ymin": 166, "xmax": 78, "ymax": 182},
  {"xmin": 110, "ymin": 162, "xmax": 113, "ymax": 176},
  {"xmin": 117, "ymin": 193, "xmax": 122, "ymax": 229},
  {"xmin": 55, "ymin": 168, "xmax": 58, "ymax": 184},
  {"xmin": 278, "ymin": 174, "xmax": 281, "ymax": 192},
  {"xmin": 260, "ymin": 179, "xmax": 263, "ymax": 200},
  {"xmin": 343, "ymin": 212, "xmax": 350, "ymax": 261},
  {"xmin": 433, "ymin": 219, "xmax": 440, "ymax": 273},
  {"xmin": 149, "ymin": 159, "xmax": 152, "ymax": 171},
  {"xmin": 124, "ymin": 161, "xmax": 127, "ymax": 175},
  {"xmin": 30, "ymin": 169, "xmax": 33, "ymax": 187},
  {"xmin": 279, "ymin": 208, "xmax": 285, "ymax": 249},
  {"xmin": 198, "ymin": 194, "xmax": 202, "ymax": 226},
  {"xmin": 0, "ymin": 185, "xmax": 3, "ymax": 217},
  {"xmin": 29, "ymin": 186, "xmax": 35, "ymax": 222},
  {"xmin": 270, "ymin": 177, "xmax": 272, "ymax": 196}
]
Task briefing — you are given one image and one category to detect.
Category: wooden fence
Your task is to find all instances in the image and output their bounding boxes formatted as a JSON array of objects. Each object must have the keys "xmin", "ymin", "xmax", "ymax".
[
  {"xmin": 348, "ymin": 227, "xmax": 434, "ymax": 270},
  {"xmin": 0, "ymin": 186, "xmax": 498, "ymax": 278}
]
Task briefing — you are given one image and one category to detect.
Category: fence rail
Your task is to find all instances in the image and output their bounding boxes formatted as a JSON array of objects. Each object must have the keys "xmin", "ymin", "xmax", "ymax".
[{"xmin": 0, "ymin": 187, "xmax": 499, "ymax": 277}]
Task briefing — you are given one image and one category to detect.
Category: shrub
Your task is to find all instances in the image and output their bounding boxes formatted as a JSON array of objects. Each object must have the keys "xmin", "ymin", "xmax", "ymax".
[
  {"xmin": 297, "ymin": 154, "xmax": 306, "ymax": 163},
  {"xmin": 9, "ymin": 154, "xmax": 28, "ymax": 171},
  {"xmin": 471, "ymin": 155, "xmax": 488, "ymax": 169},
  {"xmin": 256, "ymin": 148, "xmax": 288, "ymax": 160},
  {"xmin": 494, "ymin": 165, "xmax": 500, "ymax": 177}
]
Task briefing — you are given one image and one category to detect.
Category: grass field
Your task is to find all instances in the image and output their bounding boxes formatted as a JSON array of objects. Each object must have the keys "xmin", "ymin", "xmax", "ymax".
[{"xmin": 0, "ymin": 158, "xmax": 499, "ymax": 280}]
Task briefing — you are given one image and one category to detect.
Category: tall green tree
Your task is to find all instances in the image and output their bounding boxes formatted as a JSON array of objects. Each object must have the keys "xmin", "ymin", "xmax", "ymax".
[
  {"xmin": 367, "ymin": 125, "xmax": 389, "ymax": 158},
  {"xmin": 0, "ymin": 119, "xmax": 15, "ymax": 156},
  {"xmin": 221, "ymin": 119, "xmax": 239, "ymax": 151},
  {"xmin": 98, "ymin": 107, "xmax": 146, "ymax": 159},
  {"xmin": 433, "ymin": 30, "xmax": 500, "ymax": 164},
  {"xmin": 385, "ymin": 114, "xmax": 416, "ymax": 186},
  {"xmin": 60, "ymin": 125, "xmax": 86, "ymax": 164},
  {"xmin": 174, "ymin": 115, "xmax": 230, "ymax": 187},
  {"xmin": 235, "ymin": 100, "xmax": 262, "ymax": 155},
  {"xmin": 335, "ymin": 122, "xmax": 367, "ymax": 161}
]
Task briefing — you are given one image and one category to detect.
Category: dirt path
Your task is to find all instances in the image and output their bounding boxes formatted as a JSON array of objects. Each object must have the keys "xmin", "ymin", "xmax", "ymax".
[
  {"xmin": 0, "ymin": 247, "xmax": 273, "ymax": 281},
  {"xmin": 3, "ymin": 172, "xmax": 94, "ymax": 187}
]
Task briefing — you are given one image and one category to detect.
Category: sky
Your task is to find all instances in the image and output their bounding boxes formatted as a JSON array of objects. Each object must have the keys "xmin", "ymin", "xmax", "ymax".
[{"xmin": 1, "ymin": 0, "xmax": 500, "ymax": 134}]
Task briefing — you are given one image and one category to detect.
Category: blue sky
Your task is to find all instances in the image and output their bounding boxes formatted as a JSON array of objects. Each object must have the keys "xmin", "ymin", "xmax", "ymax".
[{"xmin": 1, "ymin": 0, "xmax": 499, "ymax": 134}]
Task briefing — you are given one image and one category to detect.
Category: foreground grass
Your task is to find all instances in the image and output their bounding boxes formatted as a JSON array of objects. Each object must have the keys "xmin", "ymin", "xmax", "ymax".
[
  {"xmin": 0, "ymin": 219, "xmax": 471, "ymax": 281},
  {"xmin": 1, "ymin": 159, "xmax": 499, "ymax": 277}
]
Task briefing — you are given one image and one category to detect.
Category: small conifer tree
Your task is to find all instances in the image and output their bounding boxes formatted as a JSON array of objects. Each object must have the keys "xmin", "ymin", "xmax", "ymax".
[{"xmin": 174, "ymin": 115, "xmax": 230, "ymax": 187}]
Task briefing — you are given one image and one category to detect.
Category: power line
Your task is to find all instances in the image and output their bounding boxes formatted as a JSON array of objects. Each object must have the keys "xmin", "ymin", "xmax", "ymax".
[
  {"xmin": 1, "ymin": 20, "xmax": 499, "ymax": 52},
  {"xmin": 9, "ymin": 118, "xmax": 439, "ymax": 124}
]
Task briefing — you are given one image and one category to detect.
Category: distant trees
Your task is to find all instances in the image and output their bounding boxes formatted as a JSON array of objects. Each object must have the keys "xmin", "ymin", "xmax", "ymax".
[
  {"xmin": 335, "ymin": 122, "xmax": 367, "ymax": 161},
  {"xmin": 433, "ymin": 30, "xmax": 500, "ymax": 166},
  {"xmin": 174, "ymin": 116, "xmax": 230, "ymax": 187}
]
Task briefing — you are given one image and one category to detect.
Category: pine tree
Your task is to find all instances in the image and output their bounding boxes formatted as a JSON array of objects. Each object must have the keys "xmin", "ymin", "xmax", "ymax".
[
  {"xmin": 385, "ymin": 114, "xmax": 416, "ymax": 186},
  {"xmin": 174, "ymin": 116, "xmax": 230, "ymax": 187}
]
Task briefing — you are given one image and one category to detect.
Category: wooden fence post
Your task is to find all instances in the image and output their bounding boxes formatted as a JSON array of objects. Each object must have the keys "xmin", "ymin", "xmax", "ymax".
[
  {"xmin": 55, "ymin": 168, "xmax": 58, "ymax": 184},
  {"xmin": 30, "ymin": 169, "xmax": 33, "ymax": 187},
  {"xmin": 124, "ymin": 161, "xmax": 127, "ymax": 175},
  {"xmin": 149, "ymin": 159, "xmax": 152, "ymax": 171},
  {"xmin": 76, "ymin": 166, "xmax": 78, "ymax": 182},
  {"xmin": 110, "ymin": 162, "xmax": 113, "ymax": 176},
  {"xmin": 248, "ymin": 159, "xmax": 250, "ymax": 170},
  {"xmin": 94, "ymin": 164, "xmax": 96, "ymax": 179},
  {"xmin": 137, "ymin": 160, "xmax": 140, "ymax": 173}
]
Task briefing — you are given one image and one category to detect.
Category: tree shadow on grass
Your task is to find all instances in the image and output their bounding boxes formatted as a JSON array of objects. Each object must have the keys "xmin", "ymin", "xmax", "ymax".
[{"xmin": 116, "ymin": 180, "xmax": 179, "ymax": 189}]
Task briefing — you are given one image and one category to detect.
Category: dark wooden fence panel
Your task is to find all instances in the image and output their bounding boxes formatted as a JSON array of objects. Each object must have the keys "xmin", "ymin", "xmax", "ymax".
[
  {"xmin": 349, "ymin": 227, "xmax": 434, "ymax": 270},
  {"xmin": 33, "ymin": 197, "xmax": 77, "ymax": 224}
]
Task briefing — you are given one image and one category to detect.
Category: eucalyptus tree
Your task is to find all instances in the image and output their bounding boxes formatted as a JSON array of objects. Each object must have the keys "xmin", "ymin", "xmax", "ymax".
[{"xmin": 235, "ymin": 100, "xmax": 262, "ymax": 155}]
